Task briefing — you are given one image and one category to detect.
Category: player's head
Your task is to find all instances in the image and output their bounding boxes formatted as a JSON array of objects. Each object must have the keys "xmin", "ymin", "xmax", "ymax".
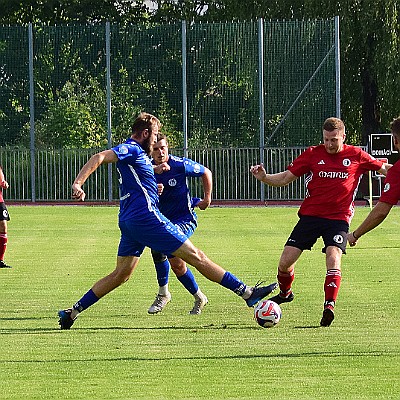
[
  {"xmin": 390, "ymin": 117, "xmax": 400, "ymax": 150},
  {"xmin": 322, "ymin": 117, "xmax": 346, "ymax": 154},
  {"xmin": 152, "ymin": 133, "xmax": 169, "ymax": 165},
  {"xmin": 131, "ymin": 112, "xmax": 161, "ymax": 155}
]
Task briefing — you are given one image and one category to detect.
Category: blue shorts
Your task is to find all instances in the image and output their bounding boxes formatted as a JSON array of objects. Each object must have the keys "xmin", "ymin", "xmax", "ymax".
[
  {"xmin": 173, "ymin": 218, "xmax": 197, "ymax": 239},
  {"xmin": 118, "ymin": 210, "xmax": 188, "ymax": 257},
  {"xmin": 285, "ymin": 215, "xmax": 349, "ymax": 254}
]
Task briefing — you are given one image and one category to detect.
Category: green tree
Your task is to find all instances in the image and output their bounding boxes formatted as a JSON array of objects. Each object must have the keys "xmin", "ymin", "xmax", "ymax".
[{"xmin": 198, "ymin": 0, "xmax": 400, "ymax": 142}]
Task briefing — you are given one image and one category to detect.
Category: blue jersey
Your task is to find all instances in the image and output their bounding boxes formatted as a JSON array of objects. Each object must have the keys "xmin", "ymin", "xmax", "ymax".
[
  {"xmin": 112, "ymin": 139, "xmax": 159, "ymax": 221},
  {"xmin": 154, "ymin": 154, "xmax": 205, "ymax": 222}
]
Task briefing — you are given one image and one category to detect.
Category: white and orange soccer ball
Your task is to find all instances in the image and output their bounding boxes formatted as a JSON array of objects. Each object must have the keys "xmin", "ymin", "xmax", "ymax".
[{"xmin": 254, "ymin": 299, "xmax": 282, "ymax": 328}]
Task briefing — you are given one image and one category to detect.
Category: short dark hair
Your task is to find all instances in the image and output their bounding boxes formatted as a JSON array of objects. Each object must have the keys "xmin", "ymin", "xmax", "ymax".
[
  {"xmin": 131, "ymin": 112, "xmax": 161, "ymax": 136},
  {"xmin": 390, "ymin": 117, "xmax": 400, "ymax": 138},
  {"xmin": 323, "ymin": 117, "xmax": 345, "ymax": 132},
  {"xmin": 156, "ymin": 133, "xmax": 168, "ymax": 143}
]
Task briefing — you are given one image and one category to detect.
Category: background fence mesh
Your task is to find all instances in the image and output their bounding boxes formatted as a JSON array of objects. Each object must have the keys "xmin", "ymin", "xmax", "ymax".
[{"xmin": 0, "ymin": 19, "xmax": 337, "ymax": 201}]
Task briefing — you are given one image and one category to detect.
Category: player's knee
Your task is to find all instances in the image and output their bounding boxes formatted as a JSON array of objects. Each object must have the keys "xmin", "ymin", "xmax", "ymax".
[
  {"xmin": 171, "ymin": 260, "xmax": 186, "ymax": 276},
  {"xmin": 151, "ymin": 249, "xmax": 167, "ymax": 263}
]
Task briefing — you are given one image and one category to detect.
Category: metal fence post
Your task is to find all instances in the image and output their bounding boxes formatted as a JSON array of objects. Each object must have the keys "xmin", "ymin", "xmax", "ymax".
[
  {"xmin": 335, "ymin": 16, "xmax": 341, "ymax": 119},
  {"xmin": 28, "ymin": 23, "xmax": 36, "ymax": 202},
  {"xmin": 182, "ymin": 20, "xmax": 188, "ymax": 158},
  {"xmin": 106, "ymin": 21, "xmax": 113, "ymax": 201},
  {"xmin": 258, "ymin": 18, "xmax": 265, "ymax": 202}
]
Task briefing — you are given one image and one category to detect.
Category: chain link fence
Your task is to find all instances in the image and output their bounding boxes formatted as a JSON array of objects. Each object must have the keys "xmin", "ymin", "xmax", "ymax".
[{"xmin": 0, "ymin": 19, "xmax": 339, "ymax": 201}]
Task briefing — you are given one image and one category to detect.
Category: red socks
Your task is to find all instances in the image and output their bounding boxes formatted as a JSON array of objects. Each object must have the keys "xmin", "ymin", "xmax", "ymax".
[
  {"xmin": 0, "ymin": 233, "xmax": 7, "ymax": 261},
  {"xmin": 277, "ymin": 268, "xmax": 341, "ymax": 307},
  {"xmin": 277, "ymin": 269, "xmax": 294, "ymax": 297},
  {"xmin": 324, "ymin": 269, "xmax": 341, "ymax": 309}
]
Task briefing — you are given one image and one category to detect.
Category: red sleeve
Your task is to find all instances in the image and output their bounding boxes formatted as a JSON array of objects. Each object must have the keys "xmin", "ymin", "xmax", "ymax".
[
  {"xmin": 379, "ymin": 162, "xmax": 400, "ymax": 205},
  {"xmin": 359, "ymin": 150, "xmax": 383, "ymax": 172},
  {"xmin": 287, "ymin": 147, "xmax": 314, "ymax": 177}
]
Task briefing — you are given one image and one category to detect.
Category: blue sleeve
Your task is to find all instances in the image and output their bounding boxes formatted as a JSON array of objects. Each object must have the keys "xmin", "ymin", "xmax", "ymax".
[
  {"xmin": 183, "ymin": 158, "xmax": 205, "ymax": 177},
  {"xmin": 112, "ymin": 143, "xmax": 140, "ymax": 162}
]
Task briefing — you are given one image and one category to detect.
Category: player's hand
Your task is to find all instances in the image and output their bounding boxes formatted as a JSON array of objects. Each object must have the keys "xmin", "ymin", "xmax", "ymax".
[
  {"xmin": 72, "ymin": 183, "xmax": 86, "ymax": 201},
  {"xmin": 347, "ymin": 232, "xmax": 358, "ymax": 247},
  {"xmin": 0, "ymin": 180, "xmax": 9, "ymax": 189},
  {"xmin": 157, "ymin": 183, "xmax": 164, "ymax": 196},
  {"xmin": 153, "ymin": 162, "xmax": 170, "ymax": 174},
  {"xmin": 250, "ymin": 163, "xmax": 267, "ymax": 180},
  {"xmin": 197, "ymin": 198, "xmax": 211, "ymax": 210}
]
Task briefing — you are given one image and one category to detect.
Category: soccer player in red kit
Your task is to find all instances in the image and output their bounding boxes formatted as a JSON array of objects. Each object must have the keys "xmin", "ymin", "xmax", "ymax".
[
  {"xmin": 0, "ymin": 165, "xmax": 11, "ymax": 268},
  {"xmin": 348, "ymin": 117, "xmax": 400, "ymax": 246},
  {"xmin": 251, "ymin": 117, "xmax": 391, "ymax": 326}
]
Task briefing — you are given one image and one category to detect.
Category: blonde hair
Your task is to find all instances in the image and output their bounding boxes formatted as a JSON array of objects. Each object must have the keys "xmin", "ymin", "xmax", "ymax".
[{"xmin": 131, "ymin": 112, "xmax": 161, "ymax": 136}]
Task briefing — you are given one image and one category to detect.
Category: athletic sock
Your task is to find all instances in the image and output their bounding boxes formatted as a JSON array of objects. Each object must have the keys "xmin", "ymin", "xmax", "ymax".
[
  {"xmin": 73, "ymin": 289, "xmax": 100, "ymax": 313},
  {"xmin": 155, "ymin": 259, "xmax": 170, "ymax": 287},
  {"xmin": 0, "ymin": 233, "xmax": 7, "ymax": 261},
  {"xmin": 220, "ymin": 271, "xmax": 247, "ymax": 296},
  {"xmin": 277, "ymin": 269, "xmax": 294, "ymax": 297},
  {"xmin": 158, "ymin": 284, "xmax": 169, "ymax": 296},
  {"xmin": 324, "ymin": 269, "xmax": 341, "ymax": 308},
  {"xmin": 177, "ymin": 268, "xmax": 198, "ymax": 295}
]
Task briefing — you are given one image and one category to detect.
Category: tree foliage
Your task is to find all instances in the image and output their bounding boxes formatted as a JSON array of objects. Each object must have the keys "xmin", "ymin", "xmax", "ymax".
[{"xmin": 0, "ymin": 0, "xmax": 399, "ymax": 146}]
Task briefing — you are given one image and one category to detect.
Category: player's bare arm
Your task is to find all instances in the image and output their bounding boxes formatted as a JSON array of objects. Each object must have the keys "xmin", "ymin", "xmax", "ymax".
[
  {"xmin": 72, "ymin": 150, "xmax": 118, "ymax": 201},
  {"xmin": 197, "ymin": 168, "xmax": 212, "ymax": 210},
  {"xmin": 250, "ymin": 163, "xmax": 297, "ymax": 187},
  {"xmin": 377, "ymin": 162, "xmax": 392, "ymax": 176},
  {"xmin": 0, "ymin": 167, "xmax": 8, "ymax": 189},
  {"xmin": 348, "ymin": 201, "xmax": 393, "ymax": 246}
]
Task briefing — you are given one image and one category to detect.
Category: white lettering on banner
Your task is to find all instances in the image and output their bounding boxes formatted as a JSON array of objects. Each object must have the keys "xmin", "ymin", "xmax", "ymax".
[
  {"xmin": 318, "ymin": 171, "xmax": 349, "ymax": 179},
  {"xmin": 372, "ymin": 149, "xmax": 391, "ymax": 156}
]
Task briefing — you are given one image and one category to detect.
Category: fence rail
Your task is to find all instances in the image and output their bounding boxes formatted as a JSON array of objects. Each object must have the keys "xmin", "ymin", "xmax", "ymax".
[{"xmin": 1, "ymin": 147, "xmax": 309, "ymax": 202}]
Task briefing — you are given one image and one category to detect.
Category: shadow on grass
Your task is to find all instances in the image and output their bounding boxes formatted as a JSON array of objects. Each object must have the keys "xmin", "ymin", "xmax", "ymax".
[
  {"xmin": 1, "ymin": 350, "xmax": 397, "ymax": 364},
  {"xmin": 0, "ymin": 323, "xmax": 261, "ymax": 334}
]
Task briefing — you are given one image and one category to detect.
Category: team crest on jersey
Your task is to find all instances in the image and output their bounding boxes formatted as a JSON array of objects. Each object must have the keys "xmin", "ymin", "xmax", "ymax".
[
  {"xmin": 343, "ymin": 158, "xmax": 351, "ymax": 167},
  {"xmin": 333, "ymin": 234, "xmax": 344, "ymax": 244},
  {"xmin": 119, "ymin": 145, "xmax": 128, "ymax": 155},
  {"xmin": 384, "ymin": 183, "xmax": 390, "ymax": 192},
  {"xmin": 193, "ymin": 164, "xmax": 201, "ymax": 173},
  {"xmin": 168, "ymin": 178, "xmax": 177, "ymax": 187}
]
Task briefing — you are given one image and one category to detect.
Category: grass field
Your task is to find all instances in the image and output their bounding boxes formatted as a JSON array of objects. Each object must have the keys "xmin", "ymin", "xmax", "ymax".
[{"xmin": 1, "ymin": 205, "xmax": 399, "ymax": 399}]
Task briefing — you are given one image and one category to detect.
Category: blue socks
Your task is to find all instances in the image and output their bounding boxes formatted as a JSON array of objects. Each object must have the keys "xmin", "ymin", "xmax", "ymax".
[
  {"xmin": 177, "ymin": 268, "xmax": 199, "ymax": 295},
  {"xmin": 220, "ymin": 272, "xmax": 246, "ymax": 296},
  {"xmin": 73, "ymin": 289, "xmax": 100, "ymax": 312},
  {"xmin": 155, "ymin": 259, "xmax": 170, "ymax": 287}
]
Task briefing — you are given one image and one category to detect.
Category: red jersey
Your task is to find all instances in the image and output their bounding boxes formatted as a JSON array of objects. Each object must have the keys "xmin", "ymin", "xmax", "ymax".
[
  {"xmin": 288, "ymin": 144, "xmax": 383, "ymax": 223},
  {"xmin": 0, "ymin": 190, "xmax": 3, "ymax": 203},
  {"xmin": 379, "ymin": 160, "xmax": 400, "ymax": 205}
]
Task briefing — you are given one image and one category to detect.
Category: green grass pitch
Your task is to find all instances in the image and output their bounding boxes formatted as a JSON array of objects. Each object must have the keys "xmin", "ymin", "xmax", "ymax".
[{"xmin": 1, "ymin": 205, "xmax": 399, "ymax": 399}]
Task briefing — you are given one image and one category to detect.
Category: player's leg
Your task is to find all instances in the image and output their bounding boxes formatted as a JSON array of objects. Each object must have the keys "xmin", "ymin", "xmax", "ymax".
[
  {"xmin": 0, "ymin": 203, "xmax": 11, "ymax": 268},
  {"xmin": 268, "ymin": 245, "xmax": 301, "ymax": 304},
  {"xmin": 320, "ymin": 246, "xmax": 343, "ymax": 327},
  {"xmin": 269, "ymin": 216, "xmax": 321, "ymax": 304},
  {"xmin": 58, "ymin": 220, "xmax": 146, "ymax": 329},
  {"xmin": 172, "ymin": 239, "xmax": 277, "ymax": 307},
  {"xmin": 148, "ymin": 250, "xmax": 171, "ymax": 314},
  {"xmin": 170, "ymin": 257, "xmax": 208, "ymax": 315},
  {"xmin": 58, "ymin": 255, "xmax": 140, "ymax": 329},
  {"xmin": 320, "ymin": 220, "xmax": 347, "ymax": 327}
]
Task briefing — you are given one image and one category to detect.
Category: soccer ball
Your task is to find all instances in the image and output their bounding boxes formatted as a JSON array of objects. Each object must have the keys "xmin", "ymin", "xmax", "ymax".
[{"xmin": 254, "ymin": 300, "xmax": 282, "ymax": 328}]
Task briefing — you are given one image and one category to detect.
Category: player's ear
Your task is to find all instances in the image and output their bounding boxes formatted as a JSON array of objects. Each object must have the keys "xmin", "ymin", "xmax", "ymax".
[{"xmin": 142, "ymin": 129, "xmax": 149, "ymax": 139}]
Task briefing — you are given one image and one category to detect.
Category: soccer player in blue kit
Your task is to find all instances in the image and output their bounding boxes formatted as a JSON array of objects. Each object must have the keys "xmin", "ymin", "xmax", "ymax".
[
  {"xmin": 148, "ymin": 133, "xmax": 210, "ymax": 315},
  {"xmin": 58, "ymin": 112, "xmax": 277, "ymax": 329}
]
